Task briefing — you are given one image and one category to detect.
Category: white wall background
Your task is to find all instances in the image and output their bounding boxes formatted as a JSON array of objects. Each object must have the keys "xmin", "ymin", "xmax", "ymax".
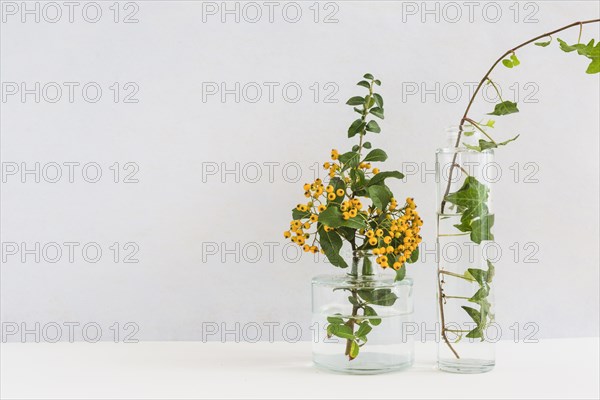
[{"xmin": 1, "ymin": 0, "xmax": 599, "ymax": 342}]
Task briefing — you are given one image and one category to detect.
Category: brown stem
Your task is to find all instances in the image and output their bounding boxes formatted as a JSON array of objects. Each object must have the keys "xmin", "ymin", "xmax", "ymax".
[
  {"xmin": 437, "ymin": 270, "xmax": 460, "ymax": 358},
  {"xmin": 440, "ymin": 19, "xmax": 600, "ymax": 213}
]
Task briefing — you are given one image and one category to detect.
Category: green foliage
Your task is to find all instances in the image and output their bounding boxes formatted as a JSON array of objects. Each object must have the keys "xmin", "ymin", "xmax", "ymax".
[
  {"xmin": 502, "ymin": 53, "xmax": 520, "ymax": 68},
  {"xmin": 445, "ymin": 176, "xmax": 494, "ymax": 244},
  {"xmin": 291, "ymin": 74, "xmax": 422, "ymax": 361},
  {"xmin": 461, "ymin": 260, "xmax": 495, "ymax": 340},
  {"xmin": 488, "ymin": 100, "xmax": 519, "ymax": 116},
  {"xmin": 557, "ymin": 38, "xmax": 599, "ymax": 74},
  {"xmin": 317, "ymin": 225, "xmax": 348, "ymax": 268}
]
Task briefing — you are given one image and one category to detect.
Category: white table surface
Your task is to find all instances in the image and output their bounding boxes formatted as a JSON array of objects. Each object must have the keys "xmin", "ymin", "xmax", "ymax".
[{"xmin": 1, "ymin": 338, "xmax": 598, "ymax": 399}]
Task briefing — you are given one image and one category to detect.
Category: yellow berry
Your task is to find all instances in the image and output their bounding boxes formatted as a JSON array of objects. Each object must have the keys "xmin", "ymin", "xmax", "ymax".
[
  {"xmin": 376, "ymin": 229, "xmax": 384, "ymax": 237},
  {"xmin": 327, "ymin": 193, "xmax": 336, "ymax": 201},
  {"xmin": 336, "ymin": 188, "xmax": 345, "ymax": 197},
  {"xmin": 326, "ymin": 185, "xmax": 334, "ymax": 193},
  {"xmin": 366, "ymin": 230, "xmax": 374, "ymax": 238},
  {"xmin": 373, "ymin": 168, "xmax": 380, "ymax": 174},
  {"xmin": 369, "ymin": 237, "xmax": 377, "ymax": 246},
  {"xmin": 284, "ymin": 231, "xmax": 291, "ymax": 239}
]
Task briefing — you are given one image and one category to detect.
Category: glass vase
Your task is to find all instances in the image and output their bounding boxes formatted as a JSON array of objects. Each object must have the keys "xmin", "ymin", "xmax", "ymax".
[
  {"xmin": 311, "ymin": 250, "xmax": 414, "ymax": 374},
  {"xmin": 436, "ymin": 146, "xmax": 496, "ymax": 373}
]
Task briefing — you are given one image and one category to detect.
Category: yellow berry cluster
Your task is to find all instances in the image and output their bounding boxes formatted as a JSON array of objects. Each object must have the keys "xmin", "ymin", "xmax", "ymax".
[
  {"xmin": 283, "ymin": 150, "xmax": 423, "ymax": 269},
  {"xmin": 366, "ymin": 197, "xmax": 422, "ymax": 270}
]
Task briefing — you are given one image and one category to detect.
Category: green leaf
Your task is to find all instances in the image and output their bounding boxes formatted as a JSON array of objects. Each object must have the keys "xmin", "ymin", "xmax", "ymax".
[
  {"xmin": 327, "ymin": 314, "xmax": 344, "ymax": 324},
  {"xmin": 534, "ymin": 39, "xmax": 552, "ymax": 47},
  {"xmin": 488, "ymin": 101, "xmax": 519, "ymax": 116},
  {"xmin": 292, "ymin": 208, "xmax": 310, "ymax": 220},
  {"xmin": 358, "ymin": 288, "xmax": 398, "ymax": 306},
  {"xmin": 469, "ymin": 286, "xmax": 489, "ymax": 303},
  {"xmin": 462, "ymin": 306, "xmax": 482, "ymax": 325},
  {"xmin": 374, "ymin": 79, "xmax": 381, "ymax": 86},
  {"xmin": 407, "ymin": 246, "xmax": 419, "ymax": 264},
  {"xmin": 467, "ymin": 268, "xmax": 487, "ymax": 285},
  {"xmin": 348, "ymin": 296, "xmax": 359, "ymax": 306},
  {"xmin": 394, "ymin": 266, "xmax": 406, "ymax": 282},
  {"xmin": 463, "ymin": 134, "xmax": 519, "ymax": 152},
  {"xmin": 365, "ymin": 120, "xmax": 381, "ymax": 133},
  {"xmin": 367, "ymin": 170, "xmax": 404, "ymax": 186},
  {"xmin": 349, "ymin": 340, "xmax": 359, "ymax": 359},
  {"xmin": 367, "ymin": 185, "xmax": 392, "ymax": 210},
  {"xmin": 557, "ymin": 38, "xmax": 599, "ymax": 74},
  {"xmin": 329, "ymin": 324, "xmax": 355, "ymax": 340},
  {"xmin": 502, "ymin": 53, "xmax": 520, "ymax": 68},
  {"xmin": 339, "ymin": 151, "xmax": 360, "ymax": 170},
  {"xmin": 486, "ymin": 260, "xmax": 495, "ymax": 283},
  {"xmin": 348, "ymin": 119, "xmax": 366, "ymax": 138},
  {"xmin": 373, "ymin": 93, "xmax": 384, "ymax": 107},
  {"xmin": 340, "ymin": 216, "xmax": 368, "ymax": 230},
  {"xmin": 346, "ymin": 96, "xmax": 365, "ymax": 106},
  {"xmin": 470, "ymin": 214, "xmax": 494, "ymax": 244},
  {"xmin": 318, "ymin": 207, "xmax": 344, "ymax": 228},
  {"xmin": 356, "ymin": 322, "xmax": 372, "ymax": 338},
  {"xmin": 370, "ymin": 107, "xmax": 384, "ymax": 119},
  {"xmin": 357, "ymin": 80, "xmax": 370, "ymax": 89},
  {"xmin": 363, "ymin": 141, "xmax": 372, "ymax": 149},
  {"xmin": 465, "ymin": 327, "xmax": 483, "ymax": 339},
  {"xmin": 363, "ymin": 73, "xmax": 374, "ymax": 80},
  {"xmin": 363, "ymin": 306, "xmax": 381, "ymax": 326},
  {"xmin": 445, "ymin": 176, "xmax": 489, "ymax": 209},
  {"xmin": 363, "ymin": 149, "xmax": 388, "ymax": 162},
  {"xmin": 317, "ymin": 225, "xmax": 348, "ymax": 268}
]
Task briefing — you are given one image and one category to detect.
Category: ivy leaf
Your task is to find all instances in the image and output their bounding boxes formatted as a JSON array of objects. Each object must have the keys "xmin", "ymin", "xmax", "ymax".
[
  {"xmin": 462, "ymin": 306, "xmax": 482, "ymax": 326},
  {"xmin": 557, "ymin": 38, "xmax": 600, "ymax": 74},
  {"xmin": 357, "ymin": 80, "xmax": 370, "ymax": 89},
  {"xmin": 373, "ymin": 93, "xmax": 384, "ymax": 107},
  {"xmin": 366, "ymin": 120, "xmax": 381, "ymax": 133},
  {"xmin": 488, "ymin": 101, "xmax": 519, "ymax": 116},
  {"xmin": 467, "ymin": 268, "xmax": 487, "ymax": 285},
  {"xmin": 469, "ymin": 286, "xmax": 489, "ymax": 303},
  {"xmin": 317, "ymin": 225, "xmax": 348, "ymax": 268},
  {"xmin": 367, "ymin": 170, "xmax": 404, "ymax": 186},
  {"xmin": 367, "ymin": 185, "xmax": 392, "ymax": 210},
  {"xmin": 348, "ymin": 119, "xmax": 366, "ymax": 138},
  {"xmin": 502, "ymin": 53, "xmax": 520, "ymax": 68},
  {"xmin": 363, "ymin": 149, "xmax": 388, "ymax": 162},
  {"xmin": 464, "ymin": 134, "xmax": 520, "ymax": 152},
  {"xmin": 346, "ymin": 96, "xmax": 365, "ymax": 106},
  {"xmin": 486, "ymin": 260, "xmax": 495, "ymax": 283},
  {"xmin": 470, "ymin": 214, "xmax": 495, "ymax": 244},
  {"xmin": 465, "ymin": 327, "xmax": 484, "ymax": 340},
  {"xmin": 535, "ymin": 39, "xmax": 552, "ymax": 47},
  {"xmin": 445, "ymin": 176, "xmax": 489, "ymax": 209},
  {"xmin": 370, "ymin": 107, "xmax": 385, "ymax": 119}
]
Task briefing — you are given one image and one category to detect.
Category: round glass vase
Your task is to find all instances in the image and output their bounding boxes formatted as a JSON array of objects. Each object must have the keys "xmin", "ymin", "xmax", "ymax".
[
  {"xmin": 436, "ymin": 146, "xmax": 496, "ymax": 373},
  {"xmin": 311, "ymin": 251, "xmax": 414, "ymax": 374}
]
